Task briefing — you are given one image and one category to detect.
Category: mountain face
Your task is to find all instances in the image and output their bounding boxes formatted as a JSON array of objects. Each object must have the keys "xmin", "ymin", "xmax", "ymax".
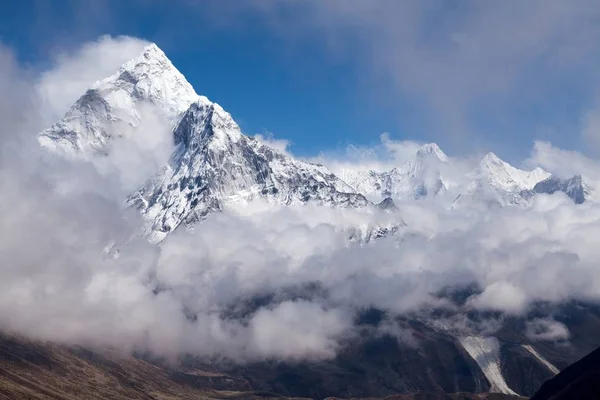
[
  {"xmin": 37, "ymin": 42, "xmax": 591, "ymax": 244},
  {"xmin": 339, "ymin": 143, "xmax": 449, "ymax": 202},
  {"xmin": 0, "ymin": 333, "xmax": 526, "ymax": 400},
  {"xmin": 452, "ymin": 153, "xmax": 551, "ymax": 208},
  {"xmin": 38, "ymin": 43, "xmax": 199, "ymax": 156},
  {"xmin": 37, "ymin": 43, "xmax": 371, "ymax": 242},
  {"xmin": 527, "ymin": 174, "xmax": 593, "ymax": 204},
  {"xmin": 530, "ymin": 345, "xmax": 600, "ymax": 400},
  {"xmin": 27, "ymin": 42, "xmax": 600, "ymax": 399},
  {"xmin": 127, "ymin": 98, "xmax": 369, "ymax": 241}
]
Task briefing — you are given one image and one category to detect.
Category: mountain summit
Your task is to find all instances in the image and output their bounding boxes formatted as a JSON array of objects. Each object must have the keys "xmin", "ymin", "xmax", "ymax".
[
  {"xmin": 451, "ymin": 152, "xmax": 551, "ymax": 208},
  {"xmin": 38, "ymin": 44, "xmax": 372, "ymax": 241},
  {"xmin": 339, "ymin": 143, "xmax": 449, "ymax": 202},
  {"xmin": 37, "ymin": 44, "xmax": 590, "ymax": 242},
  {"xmin": 128, "ymin": 98, "xmax": 369, "ymax": 241},
  {"xmin": 38, "ymin": 43, "xmax": 199, "ymax": 155}
]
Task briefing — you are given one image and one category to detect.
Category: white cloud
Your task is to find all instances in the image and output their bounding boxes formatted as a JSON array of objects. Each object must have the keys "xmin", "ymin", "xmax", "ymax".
[
  {"xmin": 254, "ymin": 132, "xmax": 292, "ymax": 156},
  {"xmin": 208, "ymin": 1, "xmax": 600, "ymax": 154},
  {"xmin": 467, "ymin": 282, "xmax": 529, "ymax": 315},
  {"xmin": 247, "ymin": 301, "xmax": 349, "ymax": 360},
  {"xmin": 3, "ymin": 34, "xmax": 600, "ymax": 364},
  {"xmin": 311, "ymin": 133, "xmax": 436, "ymax": 174},
  {"xmin": 36, "ymin": 35, "xmax": 150, "ymax": 126},
  {"xmin": 526, "ymin": 319, "xmax": 570, "ymax": 342}
]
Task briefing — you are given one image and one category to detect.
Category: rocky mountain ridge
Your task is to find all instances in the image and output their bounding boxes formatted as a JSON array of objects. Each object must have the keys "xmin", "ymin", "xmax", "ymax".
[{"xmin": 37, "ymin": 42, "xmax": 594, "ymax": 240}]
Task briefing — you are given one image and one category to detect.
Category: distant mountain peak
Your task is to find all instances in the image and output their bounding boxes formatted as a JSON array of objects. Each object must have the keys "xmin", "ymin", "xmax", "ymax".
[
  {"xmin": 338, "ymin": 143, "xmax": 449, "ymax": 202},
  {"xmin": 376, "ymin": 197, "xmax": 398, "ymax": 212},
  {"xmin": 480, "ymin": 152, "xmax": 506, "ymax": 168},
  {"xmin": 529, "ymin": 173, "xmax": 592, "ymax": 204},
  {"xmin": 450, "ymin": 153, "xmax": 552, "ymax": 208},
  {"xmin": 416, "ymin": 143, "xmax": 448, "ymax": 162}
]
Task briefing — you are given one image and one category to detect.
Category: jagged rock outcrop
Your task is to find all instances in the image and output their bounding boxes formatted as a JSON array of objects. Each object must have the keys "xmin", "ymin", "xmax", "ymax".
[{"xmin": 128, "ymin": 99, "xmax": 370, "ymax": 241}]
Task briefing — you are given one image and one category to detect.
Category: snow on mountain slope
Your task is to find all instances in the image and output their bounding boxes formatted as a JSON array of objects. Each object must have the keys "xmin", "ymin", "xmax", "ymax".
[
  {"xmin": 36, "ymin": 42, "xmax": 588, "ymax": 245},
  {"xmin": 523, "ymin": 344, "xmax": 560, "ymax": 376},
  {"xmin": 128, "ymin": 99, "xmax": 370, "ymax": 242},
  {"xmin": 460, "ymin": 336, "xmax": 518, "ymax": 395},
  {"xmin": 526, "ymin": 174, "xmax": 594, "ymax": 204},
  {"xmin": 339, "ymin": 143, "xmax": 449, "ymax": 202},
  {"xmin": 477, "ymin": 152, "xmax": 549, "ymax": 192},
  {"xmin": 38, "ymin": 43, "xmax": 199, "ymax": 156},
  {"xmin": 452, "ymin": 153, "xmax": 551, "ymax": 208}
]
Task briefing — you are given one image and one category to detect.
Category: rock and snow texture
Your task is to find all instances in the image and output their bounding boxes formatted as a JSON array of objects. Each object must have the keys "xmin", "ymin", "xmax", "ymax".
[
  {"xmin": 528, "ymin": 174, "xmax": 594, "ymax": 204},
  {"xmin": 36, "ymin": 42, "xmax": 590, "ymax": 243},
  {"xmin": 452, "ymin": 153, "xmax": 551, "ymax": 208},
  {"xmin": 460, "ymin": 336, "xmax": 518, "ymax": 395},
  {"xmin": 522, "ymin": 344, "xmax": 560, "ymax": 375},
  {"xmin": 38, "ymin": 43, "xmax": 199, "ymax": 156},
  {"xmin": 339, "ymin": 143, "xmax": 449, "ymax": 202},
  {"xmin": 128, "ymin": 99, "xmax": 370, "ymax": 241}
]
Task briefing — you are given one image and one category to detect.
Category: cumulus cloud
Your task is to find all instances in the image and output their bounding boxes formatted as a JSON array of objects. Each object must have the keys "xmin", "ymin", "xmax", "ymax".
[
  {"xmin": 36, "ymin": 35, "xmax": 150, "ymax": 125},
  {"xmin": 468, "ymin": 282, "xmax": 529, "ymax": 315},
  {"xmin": 3, "ymin": 34, "xmax": 600, "ymax": 364},
  {"xmin": 310, "ymin": 133, "xmax": 424, "ymax": 174},
  {"xmin": 254, "ymin": 132, "xmax": 292, "ymax": 156},
  {"xmin": 195, "ymin": 0, "xmax": 600, "ymax": 155},
  {"xmin": 526, "ymin": 319, "xmax": 570, "ymax": 342}
]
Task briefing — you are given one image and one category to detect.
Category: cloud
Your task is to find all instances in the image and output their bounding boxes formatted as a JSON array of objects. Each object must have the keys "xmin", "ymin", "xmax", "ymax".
[
  {"xmin": 195, "ymin": 0, "xmax": 600, "ymax": 155},
  {"xmin": 527, "ymin": 140, "xmax": 600, "ymax": 192},
  {"xmin": 468, "ymin": 282, "xmax": 529, "ymax": 315},
  {"xmin": 311, "ymin": 133, "xmax": 434, "ymax": 174},
  {"xmin": 254, "ymin": 132, "xmax": 292, "ymax": 156},
  {"xmin": 581, "ymin": 106, "xmax": 600, "ymax": 155},
  {"xmin": 246, "ymin": 301, "xmax": 349, "ymax": 360},
  {"xmin": 36, "ymin": 35, "xmax": 150, "ymax": 125},
  {"xmin": 526, "ymin": 318, "xmax": 570, "ymax": 342},
  {"xmin": 3, "ymin": 34, "xmax": 600, "ymax": 364}
]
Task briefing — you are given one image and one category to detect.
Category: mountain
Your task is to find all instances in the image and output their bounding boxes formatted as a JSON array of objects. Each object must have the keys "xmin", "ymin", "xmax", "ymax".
[
  {"xmin": 0, "ymin": 332, "xmax": 298, "ymax": 400},
  {"xmin": 526, "ymin": 174, "xmax": 594, "ymax": 204},
  {"xmin": 376, "ymin": 197, "xmax": 399, "ymax": 212},
  {"xmin": 452, "ymin": 153, "xmax": 550, "ymax": 208},
  {"xmin": 127, "ymin": 98, "xmax": 370, "ymax": 241},
  {"xmin": 0, "ymin": 332, "xmax": 525, "ymax": 400},
  {"xmin": 38, "ymin": 43, "xmax": 199, "ymax": 156},
  {"xmin": 531, "ymin": 345, "xmax": 600, "ymax": 399},
  {"xmin": 37, "ymin": 42, "xmax": 588, "ymax": 244},
  {"xmin": 339, "ymin": 143, "xmax": 449, "ymax": 202},
  {"xmin": 37, "ymin": 43, "xmax": 374, "ymax": 242}
]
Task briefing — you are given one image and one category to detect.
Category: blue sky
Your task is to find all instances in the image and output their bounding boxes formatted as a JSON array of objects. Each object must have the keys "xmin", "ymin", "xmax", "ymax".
[{"xmin": 2, "ymin": 0, "xmax": 600, "ymax": 163}]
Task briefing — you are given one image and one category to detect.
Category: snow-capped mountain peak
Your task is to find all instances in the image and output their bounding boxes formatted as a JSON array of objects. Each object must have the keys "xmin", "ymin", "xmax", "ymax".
[
  {"xmin": 526, "ymin": 174, "xmax": 594, "ymax": 204},
  {"xmin": 452, "ymin": 152, "xmax": 551, "ymax": 208},
  {"xmin": 129, "ymin": 96, "xmax": 369, "ymax": 241},
  {"xmin": 477, "ymin": 152, "xmax": 550, "ymax": 192},
  {"xmin": 338, "ymin": 142, "xmax": 448, "ymax": 202},
  {"xmin": 416, "ymin": 142, "xmax": 448, "ymax": 162},
  {"xmin": 110, "ymin": 43, "xmax": 199, "ymax": 116},
  {"xmin": 38, "ymin": 43, "xmax": 200, "ymax": 156}
]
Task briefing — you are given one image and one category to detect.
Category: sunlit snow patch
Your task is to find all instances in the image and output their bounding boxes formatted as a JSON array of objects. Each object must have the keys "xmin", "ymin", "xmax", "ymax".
[
  {"xmin": 460, "ymin": 336, "xmax": 518, "ymax": 395},
  {"xmin": 523, "ymin": 344, "xmax": 560, "ymax": 375}
]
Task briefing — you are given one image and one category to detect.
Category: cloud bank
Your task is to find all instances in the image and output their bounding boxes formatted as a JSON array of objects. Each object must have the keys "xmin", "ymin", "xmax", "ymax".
[{"xmin": 1, "ymin": 35, "xmax": 600, "ymax": 363}]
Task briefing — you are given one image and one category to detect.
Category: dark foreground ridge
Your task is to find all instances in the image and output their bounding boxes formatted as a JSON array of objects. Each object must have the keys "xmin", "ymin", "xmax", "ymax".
[
  {"xmin": 530, "ymin": 345, "xmax": 600, "ymax": 400},
  {"xmin": 0, "ymin": 333, "xmax": 524, "ymax": 400}
]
